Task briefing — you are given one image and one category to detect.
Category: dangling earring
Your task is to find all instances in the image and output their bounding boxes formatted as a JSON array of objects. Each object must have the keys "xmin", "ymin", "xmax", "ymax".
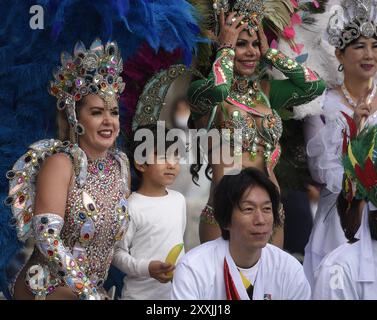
[{"xmin": 338, "ymin": 64, "xmax": 344, "ymax": 72}]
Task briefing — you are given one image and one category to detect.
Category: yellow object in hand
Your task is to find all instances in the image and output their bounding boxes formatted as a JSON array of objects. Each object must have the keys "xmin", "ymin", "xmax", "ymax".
[{"xmin": 165, "ymin": 243, "xmax": 184, "ymax": 278}]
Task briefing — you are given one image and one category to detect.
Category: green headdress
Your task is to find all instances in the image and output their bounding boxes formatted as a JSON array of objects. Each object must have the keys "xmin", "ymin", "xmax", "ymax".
[{"xmin": 342, "ymin": 113, "xmax": 377, "ymax": 207}]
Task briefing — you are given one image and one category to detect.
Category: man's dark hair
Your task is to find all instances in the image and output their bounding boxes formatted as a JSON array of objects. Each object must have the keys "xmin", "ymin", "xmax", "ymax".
[
  {"xmin": 214, "ymin": 168, "xmax": 281, "ymax": 240},
  {"xmin": 369, "ymin": 209, "xmax": 377, "ymax": 241},
  {"xmin": 336, "ymin": 193, "xmax": 362, "ymax": 242}
]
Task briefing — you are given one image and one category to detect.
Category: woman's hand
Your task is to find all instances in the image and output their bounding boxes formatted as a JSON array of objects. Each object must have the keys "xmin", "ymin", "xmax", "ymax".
[
  {"xmin": 354, "ymin": 87, "xmax": 373, "ymax": 131},
  {"xmin": 217, "ymin": 9, "xmax": 245, "ymax": 49},
  {"xmin": 254, "ymin": 18, "xmax": 269, "ymax": 56}
]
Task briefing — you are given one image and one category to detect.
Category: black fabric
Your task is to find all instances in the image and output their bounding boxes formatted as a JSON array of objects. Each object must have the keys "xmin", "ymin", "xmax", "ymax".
[
  {"xmin": 246, "ymin": 285, "xmax": 254, "ymax": 300},
  {"xmin": 283, "ymin": 190, "xmax": 314, "ymax": 256}
]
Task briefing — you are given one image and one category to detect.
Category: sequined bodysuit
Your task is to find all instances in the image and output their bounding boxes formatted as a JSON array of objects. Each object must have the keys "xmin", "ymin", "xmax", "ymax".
[
  {"xmin": 6, "ymin": 140, "xmax": 130, "ymax": 299},
  {"xmin": 189, "ymin": 47, "xmax": 325, "ymax": 168},
  {"xmin": 188, "ymin": 48, "xmax": 325, "ymax": 226},
  {"xmin": 220, "ymin": 77, "xmax": 283, "ymax": 165},
  {"xmin": 60, "ymin": 153, "xmax": 129, "ymax": 286}
]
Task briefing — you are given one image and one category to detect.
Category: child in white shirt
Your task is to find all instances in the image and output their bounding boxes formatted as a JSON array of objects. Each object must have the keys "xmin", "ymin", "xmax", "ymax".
[{"xmin": 112, "ymin": 124, "xmax": 186, "ymax": 299}]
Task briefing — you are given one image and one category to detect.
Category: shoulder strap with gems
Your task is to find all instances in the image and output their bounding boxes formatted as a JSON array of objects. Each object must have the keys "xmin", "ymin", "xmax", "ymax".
[
  {"xmin": 112, "ymin": 149, "xmax": 130, "ymax": 196},
  {"xmin": 4, "ymin": 139, "xmax": 89, "ymax": 242}
]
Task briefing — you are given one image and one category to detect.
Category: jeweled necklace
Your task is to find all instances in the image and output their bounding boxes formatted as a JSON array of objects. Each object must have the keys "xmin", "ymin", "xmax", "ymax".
[
  {"xmin": 230, "ymin": 76, "xmax": 266, "ymax": 108},
  {"xmin": 88, "ymin": 154, "xmax": 113, "ymax": 179},
  {"xmin": 341, "ymin": 82, "xmax": 377, "ymax": 109}
]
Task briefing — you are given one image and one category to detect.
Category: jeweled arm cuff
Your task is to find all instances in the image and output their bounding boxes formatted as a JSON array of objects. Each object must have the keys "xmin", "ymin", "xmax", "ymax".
[
  {"xmin": 200, "ymin": 205, "xmax": 219, "ymax": 226},
  {"xmin": 263, "ymin": 48, "xmax": 320, "ymax": 83},
  {"xmin": 212, "ymin": 48, "xmax": 235, "ymax": 87},
  {"xmin": 32, "ymin": 213, "xmax": 101, "ymax": 300},
  {"xmin": 188, "ymin": 48, "xmax": 235, "ymax": 119}
]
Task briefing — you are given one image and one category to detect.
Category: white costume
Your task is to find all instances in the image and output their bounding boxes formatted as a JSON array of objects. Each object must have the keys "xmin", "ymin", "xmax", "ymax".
[
  {"xmin": 312, "ymin": 205, "xmax": 377, "ymax": 300},
  {"xmin": 304, "ymin": 89, "xmax": 377, "ymax": 287},
  {"xmin": 112, "ymin": 189, "xmax": 186, "ymax": 300},
  {"xmin": 171, "ymin": 238, "xmax": 311, "ymax": 300}
]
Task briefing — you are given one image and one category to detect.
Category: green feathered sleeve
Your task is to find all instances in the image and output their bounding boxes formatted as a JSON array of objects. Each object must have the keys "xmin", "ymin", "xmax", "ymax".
[
  {"xmin": 188, "ymin": 48, "xmax": 235, "ymax": 120},
  {"xmin": 264, "ymin": 48, "xmax": 326, "ymax": 120}
]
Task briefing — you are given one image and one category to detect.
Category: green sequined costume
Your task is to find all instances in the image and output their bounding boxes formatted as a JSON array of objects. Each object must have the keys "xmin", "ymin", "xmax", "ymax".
[
  {"xmin": 189, "ymin": 47, "xmax": 326, "ymax": 121},
  {"xmin": 188, "ymin": 47, "xmax": 326, "ymax": 192}
]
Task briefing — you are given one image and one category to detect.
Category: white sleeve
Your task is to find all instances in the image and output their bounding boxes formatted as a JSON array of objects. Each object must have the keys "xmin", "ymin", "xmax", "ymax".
[
  {"xmin": 306, "ymin": 114, "xmax": 346, "ymax": 193},
  {"xmin": 293, "ymin": 92, "xmax": 326, "ymax": 120},
  {"xmin": 312, "ymin": 263, "xmax": 358, "ymax": 300},
  {"xmin": 112, "ymin": 214, "xmax": 150, "ymax": 277},
  {"xmin": 303, "ymin": 115, "xmax": 324, "ymax": 145},
  {"xmin": 170, "ymin": 260, "xmax": 202, "ymax": 300},
  {"xmin": 284, "ymin": 266, "xmax": 312, "ymax": 300},
  {"xmin": 182, "ymin": 197, "xmax": 187, "ymax": 236}
]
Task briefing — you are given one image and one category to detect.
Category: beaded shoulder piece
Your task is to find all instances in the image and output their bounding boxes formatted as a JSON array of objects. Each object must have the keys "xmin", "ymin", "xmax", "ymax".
[{"xmin": 5, "ymin": 139, "xmax": 129, "ymax": 242}]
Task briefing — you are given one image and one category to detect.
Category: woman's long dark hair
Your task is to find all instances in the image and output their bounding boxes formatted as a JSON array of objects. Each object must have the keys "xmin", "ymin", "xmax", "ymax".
[{"xmin": 189, "ymin": 130, "xmax": 212, "ymax": 185}]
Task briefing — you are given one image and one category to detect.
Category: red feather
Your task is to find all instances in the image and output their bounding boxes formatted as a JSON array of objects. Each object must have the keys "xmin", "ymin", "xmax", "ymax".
[
  {"xmin": 224, "ymin": 259, "xmax": 241, "ymax": 300},
  {"xmin": 363, "ymin": 158, "xmax": 377, "ymax": 189},
  {"xmin": 341, "ymin": 111, "xmax": 357, "ymax": 140},
  {"xmin": 342, "ymin": 129, "xmax": 348, "ymax": 155},
  {"xmin": 355, "ymin": 164, "xmax": 370, "ymax": 189},
  {"xmin": 346, "ymin": 178, "xmax": 354, "ymax": 203}
]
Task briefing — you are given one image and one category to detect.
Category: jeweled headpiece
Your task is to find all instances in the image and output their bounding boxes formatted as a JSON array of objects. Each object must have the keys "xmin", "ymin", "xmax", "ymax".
[
  {"xmin": 49, "ymin": 39, "xmax": 125, "ymax": 135},
  {"xmin": 213, "ymin": 0, "xmax": 265, "ymax": 35},
  {"xmin": 327, "ymin": 0, "xmax": 377, "ymax": 49}
]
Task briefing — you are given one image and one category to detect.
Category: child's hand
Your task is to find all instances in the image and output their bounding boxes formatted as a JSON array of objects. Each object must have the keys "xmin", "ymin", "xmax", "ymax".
[{"xmin": 148, "ymin": 260, "xmax": 175, "ymax": 283}]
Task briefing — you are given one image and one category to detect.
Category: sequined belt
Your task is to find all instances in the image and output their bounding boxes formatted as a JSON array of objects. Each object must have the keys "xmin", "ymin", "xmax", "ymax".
[{"xmin": 218, "ymin": 110, "xmax": 281, "ymax": 164}]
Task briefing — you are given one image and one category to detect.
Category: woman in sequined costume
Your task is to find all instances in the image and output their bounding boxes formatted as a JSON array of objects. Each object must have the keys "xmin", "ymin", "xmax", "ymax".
[
  {"xmin": 6, "ymin": 40, "xmax": 130, "ymax": 300},
  {"xmin": 189, "ymin": 7, "xmax": 326, "ymax": 245}
]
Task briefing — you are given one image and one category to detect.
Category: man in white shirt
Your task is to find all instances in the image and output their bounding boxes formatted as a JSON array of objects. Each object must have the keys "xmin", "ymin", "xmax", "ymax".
[
  {"xmin": 312, "ymin": 203, "xmax": 377, "ymax": 300},
  {"xmin": 171, "ymin": 168, "xmax": 311, "ymax": 300}
]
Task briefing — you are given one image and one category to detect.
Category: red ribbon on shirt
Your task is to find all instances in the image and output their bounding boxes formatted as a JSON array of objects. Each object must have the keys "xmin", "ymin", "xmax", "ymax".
[{"xmin": 224, "ymin": 258, "xmax": 241, "ymax": 300}]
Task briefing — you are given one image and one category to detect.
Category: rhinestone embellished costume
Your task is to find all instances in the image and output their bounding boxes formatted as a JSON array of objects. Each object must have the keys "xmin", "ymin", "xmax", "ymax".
[
  {"xmin": 189, "ymin": 47, "xmax": 322, "ymax": 165},
  {"xmin": 6, "ymin": 140, "xmax": 130, "ymax": 299},
  {"xmin": 189, "ymin": 45, "xmax": 325, "ymax": 225},
  {"xmin": 220, "ymin": 75, "xmax": 283, "ymax": 163},
  {"xmin": 60, "ymin": 153, "xmax": 129, "ymax": 285}
]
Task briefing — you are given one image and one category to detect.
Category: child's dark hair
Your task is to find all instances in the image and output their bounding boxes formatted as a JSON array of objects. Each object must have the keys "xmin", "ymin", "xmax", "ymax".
[
  {"xmin": 214, "ymin": 167, "xmax": 281, "ymax": 240},
  {"xmin": 131, "ymin": 123, "xmax": 183, "ymax": 178}
]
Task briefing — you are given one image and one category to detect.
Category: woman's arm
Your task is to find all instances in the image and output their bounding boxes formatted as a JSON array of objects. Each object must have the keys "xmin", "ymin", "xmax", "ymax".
[
  {"xmin": 265, "ymin": 49, "xmax": 326, "ymax": 119},
  {"xmin": 188, "ymin": 10, "xmax": 244, "ymax": 121},
  {"xmin": 188, "ymin": 48, "xmax": 235, "ymax": 120},
  {"xmin": 34, "ymin": 153, "xmax": 72, "ymax": 216},
  {"xmin": 33, "ymin": 153, "xmax": 101, "ymax": 300}
]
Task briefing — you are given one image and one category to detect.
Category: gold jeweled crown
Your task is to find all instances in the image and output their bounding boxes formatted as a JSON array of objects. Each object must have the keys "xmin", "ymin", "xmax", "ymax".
[
  {"xmin": 49, "ymin": 39, "xmax": 125, "ymax": 135},
  {"xmin": 212, "ymin": 0, "xmax": 265, "ymax": 35}
]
